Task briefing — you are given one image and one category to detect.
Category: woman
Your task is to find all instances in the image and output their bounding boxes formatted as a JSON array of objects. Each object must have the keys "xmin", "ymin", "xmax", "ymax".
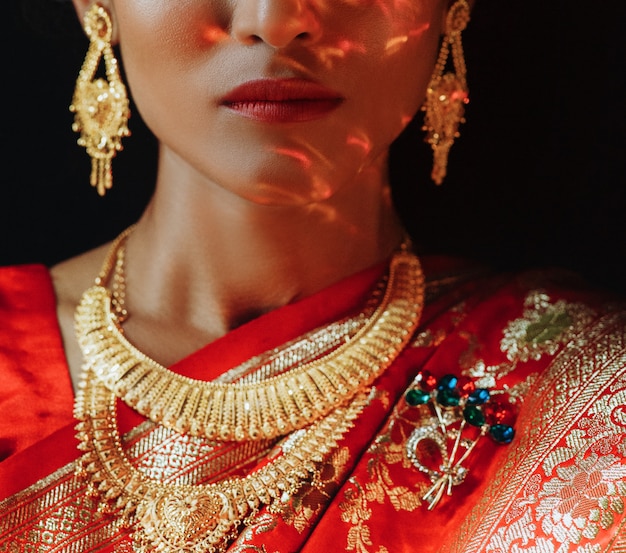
[{"xmin": 1, "ymin": 0, "xmax": 625, "ymax": 551}]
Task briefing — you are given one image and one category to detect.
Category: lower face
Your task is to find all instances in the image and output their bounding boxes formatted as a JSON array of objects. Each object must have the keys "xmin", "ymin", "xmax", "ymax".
[{"xmin": 111, "ymin": 0, "xmax": 445, "ymax": 207}]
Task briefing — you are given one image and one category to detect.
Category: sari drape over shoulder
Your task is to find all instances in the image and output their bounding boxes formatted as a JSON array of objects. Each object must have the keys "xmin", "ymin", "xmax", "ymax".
[{"xmin": 1, "ymin": 258, "xmax": 625, "ymax": 552}]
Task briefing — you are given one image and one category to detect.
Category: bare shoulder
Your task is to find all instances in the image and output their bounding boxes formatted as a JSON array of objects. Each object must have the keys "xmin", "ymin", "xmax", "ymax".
[
  {"xmin": 50, "ymin": 243, "xmax": 111, "ymax": 306},
  {"xmin": 50, "ymin": 243, "xmax": 111, "ymax": 389}
]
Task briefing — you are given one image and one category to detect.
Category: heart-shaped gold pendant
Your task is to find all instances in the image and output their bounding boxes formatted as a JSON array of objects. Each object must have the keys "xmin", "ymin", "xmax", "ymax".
[{"xmin": 136, "ymin": 488, "xmax": 243, "ymax": 552}]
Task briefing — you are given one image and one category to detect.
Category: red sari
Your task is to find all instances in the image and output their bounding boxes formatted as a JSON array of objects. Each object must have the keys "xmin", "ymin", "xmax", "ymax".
[{"xmin": 0, "ymin": 258, "xmax": 625, "ymax": 552}]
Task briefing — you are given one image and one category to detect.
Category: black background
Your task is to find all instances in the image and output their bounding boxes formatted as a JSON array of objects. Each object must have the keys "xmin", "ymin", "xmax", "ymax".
[{"xmin": 2, "ymin": 0, "xmax": 625, "ymax": 293}]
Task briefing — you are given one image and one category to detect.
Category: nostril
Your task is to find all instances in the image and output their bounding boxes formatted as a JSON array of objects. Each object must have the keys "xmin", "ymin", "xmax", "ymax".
[{"xmin": 231, "ymin": 2, "xmax": 321, "ymax": 49}]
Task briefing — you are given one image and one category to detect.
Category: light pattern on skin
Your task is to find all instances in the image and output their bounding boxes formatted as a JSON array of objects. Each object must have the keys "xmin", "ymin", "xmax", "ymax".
[{"xmin": 103, "ymin": 0, "xmax": 443, "ymax": 208}]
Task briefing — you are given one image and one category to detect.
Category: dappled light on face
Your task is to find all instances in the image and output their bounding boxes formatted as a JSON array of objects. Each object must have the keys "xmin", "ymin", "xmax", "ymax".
[
  {"xmin": 304, "ymin": 0, "xmax": 430, "ymax": 71},
  {"xmin": 276, "ymin": 139, "xmax": 335, "ymax": 170},
  {"xmin": 202, "ymin": 25, "xmax": 229, "ymax": 45},
  {"xmin": 252, "ymin": 182, "xmax": 315, "ymax": 205},
  {"xmin": 386, "ymin": 35, "xmax": 409, "ymax": 54},
  {"xmin": 309, "ymin": 176, "xmax": 334, "ymax": 201},
  {"xmin": 273, "ymin": 147, "xmax": 313, "ymax": 169},
  {"xmin": 305, "ymin": 202, "xmax": 359, "ymax": 232},
  {"xmin": 386, "ymin": 22, "xmax": 431, "ymax": 54},
  {"xmin": 346, "ymin": 133, "xmax": 373, "ymax": 156},
  {"xmin": 408, "ymin": 22, "xmax": 431, "ymax": 38},
  {"xmin": 337, "ymin": 39, "xmax": 366, "ymax": 55},
  {"xmin": 311, "ymin": 39, "xmax": 367, "ymax": 69},
  {"xmin": 400, "ymin": 113, "xmax": 415, "ymax": 126},
  {"xmin": 182, "ymin": 0, "xmax": 438, "ymax": 210},
  {"xmin": 252, "ymin": 173, "xmax": 333, "ymax": 205},
  {"xmin": 358, "ymin": 0, "xmax": 423, "ymax": 22}
]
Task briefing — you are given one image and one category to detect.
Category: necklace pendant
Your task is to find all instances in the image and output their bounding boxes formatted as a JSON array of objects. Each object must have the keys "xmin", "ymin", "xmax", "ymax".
[{"xmin": 135, "ymin": 488, "xmax": 246, "ymax": 553}]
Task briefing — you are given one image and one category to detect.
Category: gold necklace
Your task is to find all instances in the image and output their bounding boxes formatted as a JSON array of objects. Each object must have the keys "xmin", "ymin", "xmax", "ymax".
[
  {"xmin": 74, "ymin": 229, "xmax": 425, "ymax": 551},
  {"xmin": 75, "ymin": 363, "xmax": 369, "ymax": 553},
  {"xmin": 75, "ymin": 232, "xmax": 425, "ymax": 441}
]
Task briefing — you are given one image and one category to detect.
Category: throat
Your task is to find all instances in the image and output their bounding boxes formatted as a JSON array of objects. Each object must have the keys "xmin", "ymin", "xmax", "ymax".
[{"xmin": 120, "ymin": 315, "xmax": 225, "ymax": 369}]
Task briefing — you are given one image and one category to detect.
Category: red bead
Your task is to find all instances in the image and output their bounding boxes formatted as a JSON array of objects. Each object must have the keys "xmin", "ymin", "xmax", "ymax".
[
  {"xmin": 483, "ymin": 400, "xmax": 517, "ymax": 426},
  {"xmin": 416, "ymin": 369, "xmax": 437, "ymax": 391},
  {"xmin": 457, "ymin": 376, "xmax": 476, "ymax": 397}
]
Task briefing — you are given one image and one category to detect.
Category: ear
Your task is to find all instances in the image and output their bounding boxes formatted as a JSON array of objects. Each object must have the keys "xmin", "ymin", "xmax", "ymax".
[{"xmin": 70, "ymin": 0, "xmax": 120, "ymax": 43}]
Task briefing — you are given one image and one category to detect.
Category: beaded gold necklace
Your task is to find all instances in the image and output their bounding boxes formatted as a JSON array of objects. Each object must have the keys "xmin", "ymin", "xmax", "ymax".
[
  {"xmin": 75, "ymin": 229, "xmax": 426, "ymax": 441},
  {"xmin": 73, "ymin": 229, "xmax": 426, "ymax": 550},
  {"xmin": 75, "ymin": 371, "xmax": 369, "ymax": 552}
]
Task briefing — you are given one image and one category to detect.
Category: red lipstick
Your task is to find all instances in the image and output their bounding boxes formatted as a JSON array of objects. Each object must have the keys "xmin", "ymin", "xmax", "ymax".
[{"xmin": 220, "ymin": 79, "xmax": 343, "ymax": 123}]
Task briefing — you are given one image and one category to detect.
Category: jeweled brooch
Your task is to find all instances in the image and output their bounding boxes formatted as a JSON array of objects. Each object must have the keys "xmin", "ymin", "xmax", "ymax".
[{"xmin": 404, "ymin": 370, "xmax": 516, "ymax": 509}]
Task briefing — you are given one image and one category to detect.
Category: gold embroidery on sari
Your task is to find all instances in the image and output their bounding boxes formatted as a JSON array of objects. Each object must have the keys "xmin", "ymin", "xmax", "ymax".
[
  {"xmin": 338, "ymin": 291, "xmax": 620, "ymax": 553},
  {"xmin": 442, "ymin": 310, "xmax": 626, "ymax": 553},
  {"xmin": 500, "ymin": 291, "xmax": 596, "ymax": 363},
  {"xmin": 339, "ymin": 478, "xmax": 394, "ymax": 553},
  {"xmin": 230, "ymin": 513, "xmax": 279, "ymax": 552},
  {"xmin": 336, "ymin": 294, "xmax": 481, "ymax": 552},
  {"xmin": 341, "ymin": 478, "xmax": 376, "ymax": 553},
  {"xmin": 280, "ymin": 447, "xmax": 352, "ymax": 533},
  {"xmin": 0, "ymin": 423, "xmax": 278, "ymax": 552},
  {"xmin": 603, "ymin": 515, "xmax": 626, "ymax": 552},
  {"xmin": 412, "ymin": 328, "xmax": 448, "ymax": 349},
  {"xmin": 0, "ymin": 308, "xmax": 379, "ymax": 551},
  {"xmin": 336, "ymin": 383, "xmax": 441, "ymax": 551},
  {"xmin": 0, "ymin": 462, "xmax": 127, "ymax": 552}
]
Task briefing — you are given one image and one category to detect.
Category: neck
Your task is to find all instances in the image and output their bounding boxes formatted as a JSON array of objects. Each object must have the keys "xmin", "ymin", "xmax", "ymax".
[{"xmin": 119, "ymin": 148, "xmax": 405, "ymax": 362}]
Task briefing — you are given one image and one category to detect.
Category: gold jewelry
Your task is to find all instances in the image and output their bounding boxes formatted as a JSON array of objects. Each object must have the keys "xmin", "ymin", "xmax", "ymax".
[
  {"xmin": 74, "ymin": 360, "xmax": 369, "ymax": 552},
  {"xmin": 75, "ymin": 239, "xmax": 425, "ymax": 442},
  {"xmin": 422, "ymin": 0, "xmax": 470, "ymax": 185},
  {"xmin": 70, "ymin": 4, "xmax": 130, "ymax": 196},
  {"xmin": 74, "ymin": 228, "xmax": 424, "ymax": 550},
  {"xmin": 403, "ymin": 371, "xmax": 516, "ymax": 509}
]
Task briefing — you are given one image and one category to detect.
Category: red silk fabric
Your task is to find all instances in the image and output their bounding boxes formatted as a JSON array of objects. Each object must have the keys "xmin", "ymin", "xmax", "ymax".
[
  {"xmin": 1, "ymin": 259, "xmax": 625, "ymax": 552},
  {"xmin": 0, "ymin": 265, "xmax": 74, "ymax": 461}
]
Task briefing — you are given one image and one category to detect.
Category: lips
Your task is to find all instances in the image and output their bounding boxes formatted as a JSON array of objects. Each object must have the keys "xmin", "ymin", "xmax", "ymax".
[{"xmin": 220, "ymin": 79, "xmax": 343, "ymax": 123}]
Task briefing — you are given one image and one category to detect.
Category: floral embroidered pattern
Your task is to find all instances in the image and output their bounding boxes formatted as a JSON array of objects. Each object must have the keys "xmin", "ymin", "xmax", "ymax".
[
  {"xmin": 230, "ymin": 513, "xmax": 278, "ymax": 552},
  {"xmin": 501, "ymin": 291, "xmax": 596, "ymax": 362},
  {"xmin": 340, "ymin": 478, "xmax": 393, "ymax": 553},
  {"xmin": 338, "ymin": 421, "xmax": 429, "ymax": 553},
  {"xmin": 339, "ymin": 288, "xmax": 624, "ymax": 553},
  {"xmin": 472, "ymin": 314, "xmax": 626, "ymax": 553},
  {"xmin": 536, "ymin": 452, "xmax": 626, "ymax": 543},
  {"xmin": 485, "ymin": 424, "xmax": 626, "ymax": 553},
  {"xmin": 280, "ymin": 447, "xmax": 352, "ymax": 533}
]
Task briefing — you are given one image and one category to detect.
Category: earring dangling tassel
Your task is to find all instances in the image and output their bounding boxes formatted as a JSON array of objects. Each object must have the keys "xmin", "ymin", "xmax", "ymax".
[
  {"xmin": 70, "ymin": 4, "xmax": 130, "ymax": 196},
  {"xmin": 422, "ymin": 0, "xmax": 470, "ymax": 185}
]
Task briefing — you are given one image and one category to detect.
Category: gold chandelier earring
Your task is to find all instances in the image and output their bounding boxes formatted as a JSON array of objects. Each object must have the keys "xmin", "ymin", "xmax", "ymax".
[
  {"xmin": 70, "ymin": 4, "xmax": 130, "ymax": 196},
  {"xmin": 422, "ymin": 0, "xmax": 471, "ymax": 185}
]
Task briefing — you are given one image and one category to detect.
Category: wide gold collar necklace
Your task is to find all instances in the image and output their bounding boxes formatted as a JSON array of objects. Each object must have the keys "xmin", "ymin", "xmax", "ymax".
[
  {"xmin": 75, "ymin": 229, "xmax": 426, "ymax": 441},
  {"xmin": 73, "ymin": 228, "xmax": 425, "ymax": 551}
]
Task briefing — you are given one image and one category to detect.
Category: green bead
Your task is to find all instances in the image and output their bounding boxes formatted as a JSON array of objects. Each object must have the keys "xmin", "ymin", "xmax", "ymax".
[
  {"xmin": 437, "ymin": 389, "xmax": 460, "ymax": 407},
  {"xmin": 463, "ymin": 405, "xmax": 485, "ymax": 427},
  {"xmin": 405, "ymin": 388, "xmax": 430, "ymax": 406},
  {"xmin": 490, "ymin": 424, "xmax": 515, "ymax": 444}
]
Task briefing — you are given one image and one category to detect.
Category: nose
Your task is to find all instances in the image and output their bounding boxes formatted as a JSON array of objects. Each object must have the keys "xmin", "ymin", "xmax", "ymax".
[{"xmin": 231, "ymin": 0, "xmax": 322, "ymax": 48}]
